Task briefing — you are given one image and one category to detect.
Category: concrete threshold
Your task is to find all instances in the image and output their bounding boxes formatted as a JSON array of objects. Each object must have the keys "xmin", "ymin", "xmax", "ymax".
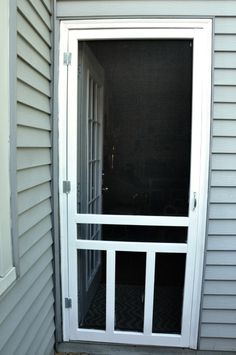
[{"xmin": 56, "ymin": 342, "xmax": 236, "ymax": 355}]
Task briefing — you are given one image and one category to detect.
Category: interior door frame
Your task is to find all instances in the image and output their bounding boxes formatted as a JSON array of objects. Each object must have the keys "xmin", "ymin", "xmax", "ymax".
[{"xmin": 58, "ymin": 18, "xmax": 212, "ymax": 349}]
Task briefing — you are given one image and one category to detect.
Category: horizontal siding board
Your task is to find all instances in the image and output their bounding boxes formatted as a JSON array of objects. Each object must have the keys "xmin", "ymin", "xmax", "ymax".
[
  {"xmin": 17, "ymin": 57, "xmax": 51, "ymax": 96},
  {"xmin": 17, "ymin": 12, "xmax": 51, "ymax": 63},
  {"xmin": 17, "ymin": 126, "xmax": 51, "ymax": 148},
  {"xmin": 200, "ymin": 338, "xmax": 236, "ymax": 352},
  {"xmin": 214, "ymin": 52, "xmax": 236, "ymax": 69},
  {"xmin": 204, "ymin": 281, "xmax": 236, "ymax": 295},
  {"xmin": 203, "ymin": 295, "xmax": 236, "ymax": 309},
  {"xmin": 212, "ymin": 154, "xmax": 236, "ymax": 170},
  {"xmin": 215, "ymin": 35, "xmax": 236, "ymax": 51},
  {"xmin": 19, "ymin": 216, "xmax": 52, "ymax": 256},
  {"xmin": 202, "ymin": 309, "xmax": 236, "ymax": 324},
  {"xmin": 17, "ymin": 148, "xmax": 51, "ymax": 170},
  {"xmin": 57, "ymin": 1, "xmax": 236, "ymax": 17},
  {"xmin": 209, "ymin": 204, "xmax": 236, "ymax": 219},
  {"xmin": 214, "ymin": 86, "xmax": 236, "ymax": 103},
  {"xmin": 207, "ymin": 236, "xmax": 236, "ymax": 251},
  {"xmin": 17, "ymin": 34, "xmax": 50, "ymax": 79},
  {"xmin": 18, "ymin": 202, "xmax": 52, "ymax": 239},
  {"xmin": 215, "ymin": 17, "xmax": 236, "ymax": 34},
  {"xmin": 214, "ymin": 103, "xmax": 236, "ymax": 119},
  {"xmin": 1, "ymin": 278, "xmax": 53, "ymax": 355},
  {"xmin": 214, "ymin": 70, "xmax": 236, "ymax": 86},
  {"xmin": 212, "ymin": 137, "xmax": 236, "ymax": 153},
  {"xmin": 211, "ymin": 171, "xmax": 236, "ymax": 187},
  {"xmin": 17, "ymin": 165, "xmax": 51, "ymax": 192},
  {"xmin": 18, "ymin": 181, "xmax": 51, "ymax": 214},
  {"xmin": 206, "ymin": 251, "xmax": 236, "ymax": 265},
  {"xmin": 205, "ymin": 266, "xmax": 236, "ymax": 281},
  {"xmin": 17, "ymin": 0, "xmax": 51, "ymax": 46},
  {"xmin": 28, "ymin": 0, "xmax": 51, "ymax": 29},
  {"xmin": 17, "ymin": 80, "xmax": 50, "ymax": 114},
  {"xmin": 20, "ymin": 230, "xmax": 53, "ymax": 276},
  {"xmin": 17, "ymin": 102, "xmax": 51, "ymax": 130},
  {"xmin": 208, "ymin": 220, "xmax": 236, "ymax": 235},
  {"xmin": 213, "ymin": 120, "xmax": 236, "ymax": 137},
  {"xmin": 0, "ymin": 261, "xmax": 53, "ymax": 349},
  {"xmin": 210, "ymin": 187, "xmax": 236, "ymax": 202},
  {"xmin": 201, "ymin": 323, "xmax": 236, "ymax": 338}
]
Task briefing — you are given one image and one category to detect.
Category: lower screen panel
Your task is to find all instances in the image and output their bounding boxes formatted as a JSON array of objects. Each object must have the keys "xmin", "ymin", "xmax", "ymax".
[
  {"xmin": 152, "ymin": 253, "xmax": 186, "ymax": 334},
  {"xmin": 77, "ymin": 248, "xmax": 186, "ymax": 335},
  {"xmin": 78, "ymin": 250, "xmax": 106, "ymax": 330},
  {"xmin": 115, "ymin": 251, "xmax": 146, "ymax": 332}
]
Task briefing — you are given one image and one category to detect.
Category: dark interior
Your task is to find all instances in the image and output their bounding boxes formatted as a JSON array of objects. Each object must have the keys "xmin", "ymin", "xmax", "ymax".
[{"xmin": 79, "ymin": 40, "xmax": 192, "ymax": 334}]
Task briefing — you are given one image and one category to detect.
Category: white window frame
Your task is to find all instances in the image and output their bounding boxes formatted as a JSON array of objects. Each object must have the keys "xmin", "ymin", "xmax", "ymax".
[
  {"xmin": 0, "ymin": 0, "xmax": 16, "ymax": 296},
  {"xmin": 58, "ymin": 18, "xmax": 212, "ymax": 349}
]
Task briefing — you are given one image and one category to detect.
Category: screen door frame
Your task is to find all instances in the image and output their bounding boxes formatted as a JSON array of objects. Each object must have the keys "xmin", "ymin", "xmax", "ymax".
[{"xmin": 58, "ymin": 18, "xmax": 212, "ymax": 349}]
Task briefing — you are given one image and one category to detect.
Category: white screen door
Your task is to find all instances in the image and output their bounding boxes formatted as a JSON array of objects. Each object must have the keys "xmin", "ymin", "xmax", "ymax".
[{"xmin": 59, "ymin": 19, "xmax": 212, "ymax": 348}]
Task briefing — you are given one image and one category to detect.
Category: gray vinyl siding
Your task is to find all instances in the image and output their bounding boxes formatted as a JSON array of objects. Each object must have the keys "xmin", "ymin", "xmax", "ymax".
[
  {"xmin": 0, "ymin": 1, "xmax": 54, "ymax": 355},
  {"xmin": 201, "ymin": 16, "xmax": 236, "ymax": 351},
  {"xmin": 56, "ymin": 1, "xmax": 236, "ymax": 352}
]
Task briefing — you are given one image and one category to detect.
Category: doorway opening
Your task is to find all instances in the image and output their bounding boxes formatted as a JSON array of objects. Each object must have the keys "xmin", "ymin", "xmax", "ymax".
[
  {"xmin": 77, "ymin": 40, "xmax": 192, "ymax": 335},
  {"xmin": 59, "ymin": 19, "xmax": 212, "ymax": 347}
]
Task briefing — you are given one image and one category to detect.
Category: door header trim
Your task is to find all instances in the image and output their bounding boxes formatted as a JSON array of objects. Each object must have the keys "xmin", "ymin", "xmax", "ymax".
[{"xmin": 63, "ymin": 18, "xmax": 212, "ymax": 29}]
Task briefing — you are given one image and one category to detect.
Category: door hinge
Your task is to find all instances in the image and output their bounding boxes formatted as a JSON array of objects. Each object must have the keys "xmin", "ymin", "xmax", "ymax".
[
  {"xmin": 63, "ymin": 52, "xmax": 72, "ymax": 66},
  {"xmin": 63, "ymin": 180, "xmax": 71, "ymax": 194},
  {"xmin": 65, "ymin": 297, "xmax": 72, "ymax": 308}
]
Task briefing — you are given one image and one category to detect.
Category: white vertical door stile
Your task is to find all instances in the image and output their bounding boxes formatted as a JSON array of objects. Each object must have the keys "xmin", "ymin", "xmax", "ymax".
[
  {"xmin": 180, "ymin": 29, "xmax": 203, "ymax": 343},
  {"xmin": 67, "ymin": 28, "xmax": 79, "ymax": 338},
  {"xmin": 106, "ymin": 250, "xmax": 116, "ymax": 335},
  {"xmin": 59, "ymin": 19, "xmax": 212, "ymax": 348},
  {"xmin": 143, "ymin": 251, "xmax": 156, "ymax": 335}
]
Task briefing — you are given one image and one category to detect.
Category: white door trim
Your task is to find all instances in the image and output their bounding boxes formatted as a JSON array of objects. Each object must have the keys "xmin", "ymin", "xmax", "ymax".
[{"xmin": 58, "ymin": 18, "xmax": 212, "ymax": 349}]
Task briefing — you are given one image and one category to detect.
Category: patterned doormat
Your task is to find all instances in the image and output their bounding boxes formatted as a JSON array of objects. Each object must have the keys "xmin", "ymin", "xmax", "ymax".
[{"xmin": 80, "ymin": 284, "xmax": 183, "ymax": 334}]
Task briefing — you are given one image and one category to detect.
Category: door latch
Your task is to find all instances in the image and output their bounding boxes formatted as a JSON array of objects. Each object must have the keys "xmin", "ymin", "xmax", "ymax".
[{"xmin": 192, "ymin": 192, "xmax": 197, "ymax": 210}]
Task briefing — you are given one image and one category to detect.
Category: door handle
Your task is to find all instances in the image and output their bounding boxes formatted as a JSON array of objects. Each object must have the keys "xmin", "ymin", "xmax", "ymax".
[{"xmin": 192, "ymin": 192, "xmax": 197, "ymax": 210}]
